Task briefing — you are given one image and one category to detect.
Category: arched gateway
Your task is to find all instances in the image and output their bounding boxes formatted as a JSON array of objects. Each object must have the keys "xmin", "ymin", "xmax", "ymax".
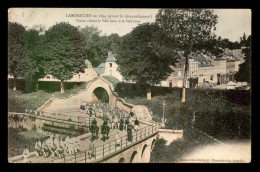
[{"xmin": 84, "ymin": 77, "xmax": 116, "ymax": 106}]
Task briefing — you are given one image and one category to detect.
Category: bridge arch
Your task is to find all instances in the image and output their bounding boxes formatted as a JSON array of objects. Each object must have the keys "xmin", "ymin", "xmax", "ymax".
[
  {"xmin": 141, "ymin": 144, "xmax": 148, "ymax": 158},
  {"xmin": 129, "ymin": 151, "xmax": 138, "ymax": 163},
  {"xmin": 85, "ymin": 77, "xmax": 116, "ymax": 106},
  {"xmin": 150, "ymin": 139, "xmax": 156, "ymax": 152},
  {"xmin": 118, "ymin": 157, "xmax": 125, "ymax": 163},
  {"xmin": 93, "ymin": 87, "xmax": 109, "ymax": 103},
  {"xmin": 141, "ymin": 144, "xmax": 150, "ymax": 162}
]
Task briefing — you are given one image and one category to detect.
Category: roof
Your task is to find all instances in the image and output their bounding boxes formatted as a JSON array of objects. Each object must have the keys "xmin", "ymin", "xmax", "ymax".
[
  {"xmin": 94, "ymin": 63, "xmax": 105, "ymax": 74},
  {"xmin": 106, "ymin": 54, "xmax": 117, "ymax": 62},
  {"xmin": 192, "ymin": 53, "xmax": 207, "ymax": 62}
]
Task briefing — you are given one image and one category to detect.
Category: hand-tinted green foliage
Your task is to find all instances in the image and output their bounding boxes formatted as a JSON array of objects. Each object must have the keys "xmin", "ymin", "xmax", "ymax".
[
  {"xmin": 8, "ymin": 22, "xmax": 26, "ymax": 79},
  {"xmin": 8, "ymin": 128, "xmax": 50, "ymax": 157},
  {"xmin": 43, "ymin": 22, "xmax": 87, "ymax": 81},
  {"xmin": 24, "ymin": 28, "xmax": 46, "ymax": 92},
  {"xmin": 80, "ymin": 26, "xmax": 122, "ymax": 67},
  {"xmin": 117, "ymin": 23, "xmax": 178, "ymax": 86},
  {"xmin": 116, "ymin": 83, "xmax": 250, "ymax": 140},
  {"xmin": 8, "ymin": 82, "xmax": 88, "ymax": 112},
  {"xmin": 155, "ymin": 9, "xmax": 222, "ymax": 56}
]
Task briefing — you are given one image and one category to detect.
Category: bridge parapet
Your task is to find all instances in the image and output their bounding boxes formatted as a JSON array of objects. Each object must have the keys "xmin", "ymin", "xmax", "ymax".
[{"xmin": 21, "ymin": 121, "xmax": 159, "ymax": 163}]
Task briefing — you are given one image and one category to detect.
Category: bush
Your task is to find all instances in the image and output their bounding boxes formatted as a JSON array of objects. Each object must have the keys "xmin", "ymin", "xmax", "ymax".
[{"xmin": 119, "ymin": 84, "xmax": 250, "ymax": 140}]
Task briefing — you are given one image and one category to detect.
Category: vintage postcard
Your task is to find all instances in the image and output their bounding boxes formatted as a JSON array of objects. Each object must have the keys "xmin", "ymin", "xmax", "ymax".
[{"xmin": 8, "ymin": 8, "xmax": 251, "ymax": 163}]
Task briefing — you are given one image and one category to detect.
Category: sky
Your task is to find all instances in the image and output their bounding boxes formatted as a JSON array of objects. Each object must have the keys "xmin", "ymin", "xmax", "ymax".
[{"xmin": 8, "ymin": 8, "xmax": 251, "ymax": 42}]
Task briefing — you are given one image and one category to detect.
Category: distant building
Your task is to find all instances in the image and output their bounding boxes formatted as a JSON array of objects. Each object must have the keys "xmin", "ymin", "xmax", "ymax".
[
  {"xmin": 226, "ymin": 60, "xmax": 240, "ymax": 81},
  {"xmin": 212, "ymin": 58, "xmax": 228, "ymax": 85},
  {"xmin": 159, "ymin": 64, "xmax": 189, "ymax": 88}
]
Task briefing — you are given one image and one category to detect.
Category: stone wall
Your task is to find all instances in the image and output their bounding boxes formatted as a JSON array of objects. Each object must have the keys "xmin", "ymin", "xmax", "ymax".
[{"xmin": 158, "ymin": 129, "xmax": 183, "ymax": 145}]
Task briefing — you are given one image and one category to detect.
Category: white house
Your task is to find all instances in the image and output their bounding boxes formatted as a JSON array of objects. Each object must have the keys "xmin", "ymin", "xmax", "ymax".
[{"xmin": 94, "ymin": 52, "xmax": 124, "ymax": 82}]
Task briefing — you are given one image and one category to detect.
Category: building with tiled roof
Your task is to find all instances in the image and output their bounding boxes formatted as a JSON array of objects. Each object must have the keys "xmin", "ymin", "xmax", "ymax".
[
  {"xmin": 93, "ymin": 52, "xmax": 123, "ymax": 81},
  {"xmin": 94, "ymin": 63, "xmax": 106, "ymax": 75}
]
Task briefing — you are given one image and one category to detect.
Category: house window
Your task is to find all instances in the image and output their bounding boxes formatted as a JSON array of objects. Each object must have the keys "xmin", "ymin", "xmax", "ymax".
[
  {"xmin": 110, "ymin": 63, "xmax": 112, "ymax": 68},
  {"xmin": 47, "ymin": 76, "xmax": 50, "ymax": 79}
]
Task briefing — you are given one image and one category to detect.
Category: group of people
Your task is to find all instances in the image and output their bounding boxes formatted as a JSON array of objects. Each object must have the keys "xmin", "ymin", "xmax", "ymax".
[
  {"xmin": 80, "ymin": 101, "xmax": 140, "ymax": 132},
  {"xmin": 34, "ymin": 134, "xmax": 80, "ymax": 159}
]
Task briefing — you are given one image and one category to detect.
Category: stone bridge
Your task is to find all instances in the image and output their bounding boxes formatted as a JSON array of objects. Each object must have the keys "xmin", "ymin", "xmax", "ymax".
[{"xmin": 9, "ymin": 76, "xmax": 183, "ymax": 163}]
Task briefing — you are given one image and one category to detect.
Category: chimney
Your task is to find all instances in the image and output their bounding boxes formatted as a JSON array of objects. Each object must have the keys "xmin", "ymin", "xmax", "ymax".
[{"xmin": 108, "ymin": 51, "xmax": 112, "ymax": 56}]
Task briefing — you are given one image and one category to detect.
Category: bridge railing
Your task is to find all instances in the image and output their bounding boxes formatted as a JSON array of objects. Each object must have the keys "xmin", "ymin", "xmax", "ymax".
[
  {"xmin": 42, "ymin": 122, "xmax": 158, "ymax": 163},
  {"xmin": 8, "ymin": 112, "xmax": 95, "ymax": 128}
]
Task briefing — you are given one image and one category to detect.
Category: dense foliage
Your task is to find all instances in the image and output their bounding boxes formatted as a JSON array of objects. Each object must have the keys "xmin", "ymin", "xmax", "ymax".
[
  {"xmin": 115, "ymin": 83, "xmax": 250, "ymax": 140},
  {"xmin": 8, "ymin": 128, "xmax": 49, "ymax": 157},
  {"xmin": 117, "ymin": 23, "xmax": 178, "ymax": 85},
  {"xmin": 44, "ymin": 22, "xmax": 87, "ymax": 93},
  {"xmin": 155, "ymin": 9, "xmax": 223, "ymax": 102},
  {"xmin": 117, "ymin": 23, "xmax": 178, "ymax": 101},
  {"xmin": 80, "ymin": 26, "xmax": 122, "ymax": 67},
  {"xmin": 24, "ymin": 28, "xmax": 46, "ymax": 92},
  {"xmin": 235, "ymin": 35, "xmax": 251, "ymax": 83},
  {"xmin": 8, "ymin": 22, "xmax": 26, "ymax": 90}
]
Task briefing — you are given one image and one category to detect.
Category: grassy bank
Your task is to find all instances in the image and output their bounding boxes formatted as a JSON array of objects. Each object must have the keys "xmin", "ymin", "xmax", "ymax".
[
  {"xmin": 8, "ymin": 82, "xmax": 89, "ymax": 112},
  {"xmin": 115, "ymin": 83, "xmax": 251, "ymax": 140}
]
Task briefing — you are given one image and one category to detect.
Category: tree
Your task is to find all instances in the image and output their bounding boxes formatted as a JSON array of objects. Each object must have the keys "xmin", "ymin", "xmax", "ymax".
[
  {"xmin": 234, "ymin": 35, "xmax": 251, "ymax": 83},
  {"xmin": 218, "ymin": 38, "xmax": 241, "ymax": 50},
  {"xmin": 8, "ymin": 22, "xmax": 26, "ymax": 91},
  {"xmin": 117, "ymin": 23, "xmax": 178, "ymax": 101},
  {"xmin": 44, "ymin": 22, "xmax": 87, "ymax": 93},
  {"xmin": 80, "ymin": 26, "xmax": 122, "ymax": 67},
  {"xmin": 240, "ymin": 32, "xmax": 247, "ymax": 47},
  {"xmin": 155, "ymin": 9, "xmax": 222, "ymax": 103},
  {"xmin": 24, "ymin": 28, "xmax": 45, "ymax": 92}
]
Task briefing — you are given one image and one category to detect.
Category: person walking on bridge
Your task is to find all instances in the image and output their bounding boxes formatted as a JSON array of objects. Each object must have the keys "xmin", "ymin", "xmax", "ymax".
[
  {"xmin": 127, "ymin": 124, "xmax": 133, "ymax": 142},
  {"xmin": 115, "ymin": 132, "xmax": 121, "ymax": 148},
  {"xmin": 125, "ymin": 118, "xmax": 130, "ymax": 131},
  {"xmin": 134, "ymin": 118, "xmax": 139, "ymax": 132}
]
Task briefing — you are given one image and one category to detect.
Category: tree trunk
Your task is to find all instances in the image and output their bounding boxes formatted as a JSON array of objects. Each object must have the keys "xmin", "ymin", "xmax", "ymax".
[
  {"xmin": 147, "ymin": 86, "xmax": 151, "ymax": 102},
  {"xmin": 181, "ymin": 57, "xmax": 188, "ymax": 103},
  {"xmin": 13, "ymin": 76, "xmax": 17, "ymax": 91},
  {"xmin": 36, "ymin": 82, "xmax": 39, "ymax": 92},
  {"xmin": 60, "ymin": 80, "xmax": 65, "ymax": 94}
]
